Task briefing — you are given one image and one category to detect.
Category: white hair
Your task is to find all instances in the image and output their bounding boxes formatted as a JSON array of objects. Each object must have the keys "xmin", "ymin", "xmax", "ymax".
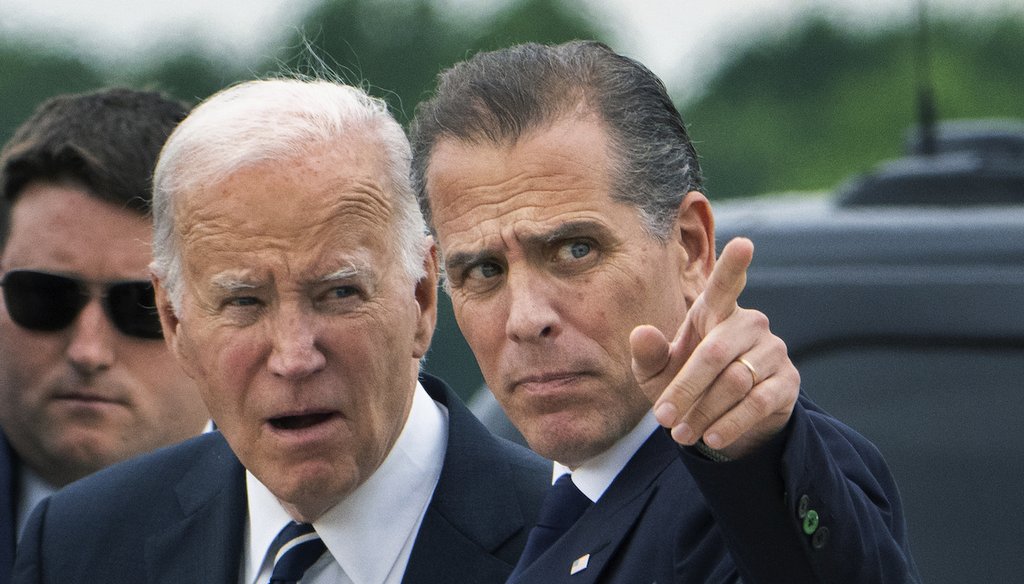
[{"xmin": 151, "ymin": 78, "xmax": 428, "ymax": 311}]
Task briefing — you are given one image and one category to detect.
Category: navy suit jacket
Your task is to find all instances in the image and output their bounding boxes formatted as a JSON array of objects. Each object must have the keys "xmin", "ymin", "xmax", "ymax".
[
  {"xmin": 510, "ymin": 395, "xmax": 921, "ymax": 584},
  {"xmin": 1, "ymin": 431, "xmax": 18, "ymax": 584},
  {"xmin": 12, "ymin": 374, "xmax": 549, "ymax": 584}
]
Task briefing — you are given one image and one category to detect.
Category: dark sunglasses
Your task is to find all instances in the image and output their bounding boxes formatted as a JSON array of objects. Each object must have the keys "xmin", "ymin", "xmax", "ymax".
[{"xmin": 1, "ymin": 270, "xmax": 163, "ymax": 339}]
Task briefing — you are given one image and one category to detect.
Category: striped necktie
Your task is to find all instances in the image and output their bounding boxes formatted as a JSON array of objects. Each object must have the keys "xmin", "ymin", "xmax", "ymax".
[{"xmin": 269, "ymin": 522, "xmax": 327, "ymax": 584}]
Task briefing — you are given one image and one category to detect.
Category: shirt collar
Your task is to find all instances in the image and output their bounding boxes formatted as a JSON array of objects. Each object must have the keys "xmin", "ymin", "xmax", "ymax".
[
  {"xmin": 244, "ymin": 380, "xmax": 448, "ymax": 584},
  {"xmin": 553, "ymin": 410, "xmax": 659, "ymax": 503},
  {"xmin": 17, "ymin": 464, "xmax": 57, "ymax": 540}
]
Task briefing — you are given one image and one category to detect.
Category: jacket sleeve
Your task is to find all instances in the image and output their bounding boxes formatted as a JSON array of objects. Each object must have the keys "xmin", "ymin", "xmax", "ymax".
[{"xmin": 679, "ymin": 394, "xmax": 921, "ymax": 584}]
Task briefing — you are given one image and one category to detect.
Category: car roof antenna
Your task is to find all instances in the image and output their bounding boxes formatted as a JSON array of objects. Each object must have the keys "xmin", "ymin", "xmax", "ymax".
[{"xmin": 914, "ymin": 0, "xmax": 938, "ymax": 156}]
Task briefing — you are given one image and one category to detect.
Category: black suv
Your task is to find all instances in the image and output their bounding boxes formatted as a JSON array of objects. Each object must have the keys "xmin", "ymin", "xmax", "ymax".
[{"xmin": 458, "ymin": 119, "xmax": 1024, "ymax": 583}]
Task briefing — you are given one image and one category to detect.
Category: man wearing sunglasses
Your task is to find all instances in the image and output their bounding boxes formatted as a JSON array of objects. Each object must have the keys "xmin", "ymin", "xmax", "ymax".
[{"xmin": 0, "ymin": 88, "xmax": 209, "ymax": 582}]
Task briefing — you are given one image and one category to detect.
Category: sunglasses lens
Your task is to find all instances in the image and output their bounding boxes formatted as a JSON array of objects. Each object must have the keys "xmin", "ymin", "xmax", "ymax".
[
  {"xmin": 1, "ymin": 271, "xmax": 85, "ymax": 331},
  {"xmin": 107, "ymin": 281, "xmax": 163, "ymax": 339}
]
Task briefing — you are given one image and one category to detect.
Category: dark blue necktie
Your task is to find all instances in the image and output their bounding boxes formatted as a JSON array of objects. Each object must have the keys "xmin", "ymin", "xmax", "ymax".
[
  {"xmin": 269, "ymin": 522, "xmax": 327, "ymax": 584},
  {"xmin": 509, "ymin": 473, "xmax": 592, "ymax": 580}
]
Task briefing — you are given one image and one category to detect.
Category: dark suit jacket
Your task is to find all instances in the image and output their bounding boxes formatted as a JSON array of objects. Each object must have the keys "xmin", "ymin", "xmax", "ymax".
[
  {"xmin": 510, "ymin": 395, "xmax": 921, "ymax": 584},
  {"xmin": 1, "ymin": 431, "xmax": 18, "ymax": 584},
  {"xmin": 12, "ymin": 374, "xmax": 549, "ymax": 584}
]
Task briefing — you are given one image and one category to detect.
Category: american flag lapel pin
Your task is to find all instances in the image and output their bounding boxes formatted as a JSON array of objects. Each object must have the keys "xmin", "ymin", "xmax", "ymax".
[{"xmin": 570, "ymin": 553, "xmax": 590, "ymax": 575}]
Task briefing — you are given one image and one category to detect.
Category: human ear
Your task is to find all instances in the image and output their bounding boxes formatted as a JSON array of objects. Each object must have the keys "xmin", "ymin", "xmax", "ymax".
[
  {"xmin": 674, "ymin": 190, "xmax": 715, "ymax": 302},
  {"xmin": 412, "ymin": 237, "xmax": 439, "ymax": 359}
]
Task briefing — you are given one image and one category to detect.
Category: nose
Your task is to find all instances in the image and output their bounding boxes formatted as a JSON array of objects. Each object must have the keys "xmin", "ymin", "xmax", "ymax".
[
  {"xmin": 505, "ymin": 270, "xmax": 561, "ymax": 343},
  {"xmin": 267, "ymin": 306, "xmax": 327, "ymax": 379},
  {"xmin": 66, "ymin": 299, "xmax": 116, "ymax": 376}
]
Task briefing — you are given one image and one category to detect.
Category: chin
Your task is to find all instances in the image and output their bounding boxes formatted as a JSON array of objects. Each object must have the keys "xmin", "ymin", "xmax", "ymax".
[{"xmin": 524, "ymin": 419, "xmax": 616, "ymax": 467}]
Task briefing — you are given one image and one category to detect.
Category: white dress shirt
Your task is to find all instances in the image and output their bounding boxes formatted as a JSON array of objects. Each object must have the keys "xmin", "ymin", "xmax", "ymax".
[
  {"xmin": 16, "ymin": 466, "xmax": 56, "ymax": 540},
  {"xmin": 243, "ymin": 381, "xmax": 448, "ymax": 584},
  {"xmin": 552, "ymin": 410, "xmax": 659, "ymax": 502}
]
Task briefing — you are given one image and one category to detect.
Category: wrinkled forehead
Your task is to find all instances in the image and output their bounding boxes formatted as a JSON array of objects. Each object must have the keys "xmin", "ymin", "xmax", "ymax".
[
  {"xmin": 185, "ymin": 138, "xmax": 391, "ymax": 221},
  {"xmin": 175, "ymin": 145, "xmax": 398, "ymax": 268},
  {"xmin": 425, "ymin": 119, "xmax": 617, "ymax": 252}
]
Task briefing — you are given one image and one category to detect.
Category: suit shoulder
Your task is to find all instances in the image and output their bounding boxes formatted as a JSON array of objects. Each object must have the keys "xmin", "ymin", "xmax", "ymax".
[{"xmin": 43, "ymin": 433, "xmax": 232, "ymax": 519}]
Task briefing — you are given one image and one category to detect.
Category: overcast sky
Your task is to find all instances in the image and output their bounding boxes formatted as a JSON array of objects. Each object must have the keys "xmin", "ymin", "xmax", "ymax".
[{"xmin": 2, "ymin": 0, "xmax": 1021, "ymax": 101}]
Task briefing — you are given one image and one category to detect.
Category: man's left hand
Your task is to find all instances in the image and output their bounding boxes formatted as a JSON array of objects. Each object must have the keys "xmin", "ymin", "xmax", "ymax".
[{"xmin": 630, "ymin": 237, "xmax": 800, "ymax": 459}]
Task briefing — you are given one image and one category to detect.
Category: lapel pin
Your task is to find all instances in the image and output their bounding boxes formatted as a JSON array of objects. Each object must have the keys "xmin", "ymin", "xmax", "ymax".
[{"xmin": 570, "ymin": 553, "xmax": 590, "ymax": 575}]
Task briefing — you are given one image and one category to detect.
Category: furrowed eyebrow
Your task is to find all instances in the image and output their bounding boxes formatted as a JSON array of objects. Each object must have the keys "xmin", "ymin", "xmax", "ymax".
[
  {"xmin": 444, "ymin": 220, "xmax": 613, "ymax": 272},
  {"xmin": 444, "ymin": 250, "xmax": 493, "ymax": 274},
  {"xmin": 522, "ymin": 220, "xmax": 611, "ymax": 247}
]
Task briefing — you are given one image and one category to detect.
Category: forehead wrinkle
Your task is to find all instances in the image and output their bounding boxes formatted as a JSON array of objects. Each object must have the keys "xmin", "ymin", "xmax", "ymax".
[{"xmin": 321, "ymin": 176, "xmax": 394, "ymax": 230}]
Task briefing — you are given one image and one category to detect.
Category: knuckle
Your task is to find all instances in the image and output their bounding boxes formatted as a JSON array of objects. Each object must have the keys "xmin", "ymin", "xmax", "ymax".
[
  {"xmin": 702, "ymin": 338, "xmax": 730, "ymax": 365},
  {"xmin": 673, "ymin": 379, "xmax": 704, "ymax": 404},
  {"xmin": 788, "ymin": 367, "xmax": 802, "ymax": 390},
  {"xmin": 685, "ymin": 405, "xmax": 715, "ymax": 431},
  {"xmin": 749, "ymin": 309, "xmax": 771, "ymax": 331},
  {"xmin": 768, "ymin": 335, "xmax": 788, "ymax": 358},
  {"xmin": 746, "ymin": 386, "xmax": 775, "ymax": 416},
  {"xmin": 716, "ymin": 415, "xmax": 745, "ymax": 441}
]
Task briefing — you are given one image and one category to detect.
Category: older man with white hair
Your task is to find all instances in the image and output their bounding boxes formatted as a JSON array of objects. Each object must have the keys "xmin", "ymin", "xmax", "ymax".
[{"xmin": 13, "ymin": 78, "xmax": 549, "ymax": 584}]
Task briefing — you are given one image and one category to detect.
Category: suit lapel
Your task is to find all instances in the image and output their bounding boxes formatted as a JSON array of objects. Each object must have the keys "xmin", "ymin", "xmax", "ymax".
[
  {"xmin": 402, "ymin": 375, "xmax": 547, "ymax": 584},
  {"xmin": 144, "ymin": 433, "xmax": 248, "ymax": 584},
  {"xmin": 514, "ymin": 430, "xmax": 680, "ymax": 584}
]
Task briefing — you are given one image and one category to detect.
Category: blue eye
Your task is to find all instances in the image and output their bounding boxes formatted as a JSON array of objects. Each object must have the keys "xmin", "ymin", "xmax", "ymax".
[
  {"xmin": 569, "ymin": 241, "xmax": 591, "ymax": 259},
  {"xmin": 556, "ymin": 240, "xmax": 593, "ymax": 262},
  {"xmin": 331, "ymin": 286, "xmax": 357, "ymax": 298}
]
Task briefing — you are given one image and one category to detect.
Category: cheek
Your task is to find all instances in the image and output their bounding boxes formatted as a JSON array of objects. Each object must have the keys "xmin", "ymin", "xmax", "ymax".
[
  {"xmin": 0, "ymin": 329, "xmax": 62, "ymax": 389},
  {"xmin": 452, "ymin": 300, "xmax": 503, "ymax": 366},
  {"xmin": 175, "ymin": 325, "xmax": 251, "ymax": 407},
  {"xmin": 615, "ymin": 261, "xmax": 686, "ymax": 335},
  {"xmin": 120, "ymin": 342, "xmax": 198, "ymax": 398},
  {"xmin": 124, "ymin": 343, "xmax": 189, "ymax": 376}
]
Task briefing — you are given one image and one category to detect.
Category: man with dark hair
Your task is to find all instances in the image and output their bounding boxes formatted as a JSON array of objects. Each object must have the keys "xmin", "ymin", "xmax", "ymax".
[
  {"xmin": 411, "ymin": 41, "xmax": 920, "ymax": 583},
  {"xmin": 0, "ymin": 88, "xmax": 209, "ymax": 582}
]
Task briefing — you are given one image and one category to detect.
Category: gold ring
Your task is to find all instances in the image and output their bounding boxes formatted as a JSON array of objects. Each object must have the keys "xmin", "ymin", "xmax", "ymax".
[{"xmin": 736, "ymin": 357, "xmax": 759, "ymax": 386}]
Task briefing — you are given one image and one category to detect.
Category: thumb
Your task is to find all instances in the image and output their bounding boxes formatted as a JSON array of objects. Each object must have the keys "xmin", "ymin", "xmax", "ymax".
[{"xmin": 630, "ymin": 325, "xmax": 670, "ymax": 402}]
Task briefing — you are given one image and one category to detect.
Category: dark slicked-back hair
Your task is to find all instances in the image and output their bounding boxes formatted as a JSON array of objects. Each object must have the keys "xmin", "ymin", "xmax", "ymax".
[
  {"xmin": 0, "ymin": 87, "xmax": 189, "ymax": 250},
  {"xmin": 409, "ymin": 40, "xmax": 703, "ymax": 241}
]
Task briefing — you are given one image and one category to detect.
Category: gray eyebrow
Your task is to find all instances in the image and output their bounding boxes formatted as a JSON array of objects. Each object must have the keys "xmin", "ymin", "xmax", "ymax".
[
  {"xmin": 317, "ymin": 266, "xmax": 363, "ymax": 282},
  {"xmin": 207, "ymin": 262, "xmax": 371, "ymax": 293},
  {"xmin": 209, "ymin": 274, "xmax": 258, "ymax": 292}
]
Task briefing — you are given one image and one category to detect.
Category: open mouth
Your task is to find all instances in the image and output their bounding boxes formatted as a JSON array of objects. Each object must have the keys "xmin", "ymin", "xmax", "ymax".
[{"xmin": 269, "ymin": 412, "xmax": 334, "ymax": 430}]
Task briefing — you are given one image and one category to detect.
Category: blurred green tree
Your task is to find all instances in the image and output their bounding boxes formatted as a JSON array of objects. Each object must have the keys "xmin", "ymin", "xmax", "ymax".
[
  {"xmin": 0, "ymin": 42, "xmax": 105, "ymax": 145},
  {"xmin": 682, "ymin": 16, "xmax": 1024, "ymax": 199},
  {"xmin": 264, "ymin": 0, "xmax": 602, "ymax": 124},
  {"xmin": 129, "ymin": 51, "xmax": 242, "ymax": 105}
]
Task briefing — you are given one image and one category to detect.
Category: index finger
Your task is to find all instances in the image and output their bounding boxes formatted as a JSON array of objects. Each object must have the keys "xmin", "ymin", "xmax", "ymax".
[{"xmin": 702, "ymin": 237, "xmax": 754, "ymax": 324}]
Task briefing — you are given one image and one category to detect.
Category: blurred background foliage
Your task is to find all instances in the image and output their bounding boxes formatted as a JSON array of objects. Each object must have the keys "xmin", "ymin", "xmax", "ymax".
[
  {"xmin": 3, "ymin": 0, "xmax": 1021, "ymax": 199},
  {"xmin": 2, "ymin": 0, "xmax": 1022, "ymax": 394}
]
